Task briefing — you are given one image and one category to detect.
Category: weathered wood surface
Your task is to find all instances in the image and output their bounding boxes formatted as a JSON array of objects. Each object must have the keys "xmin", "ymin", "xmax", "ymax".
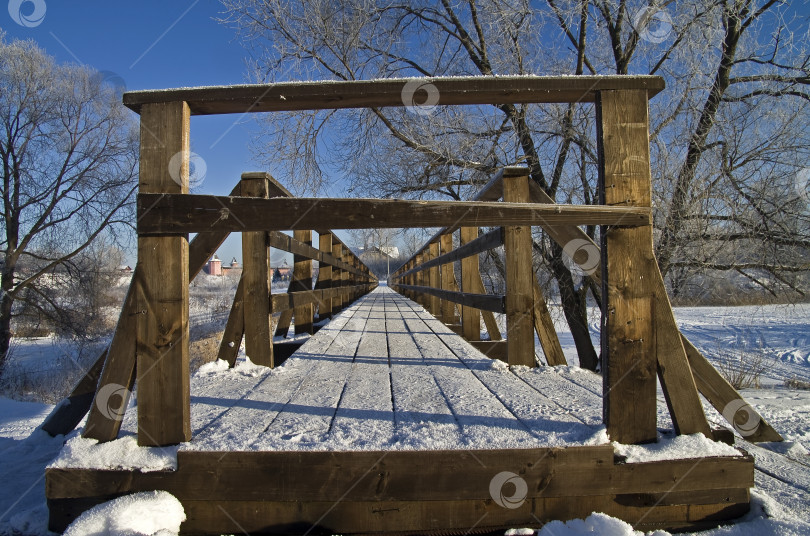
[
  {"xmin": 598, "ymin": 90, "xmax": 658, "ymax": 445},
  {"xmin": 271, "ymin": 284, "xmax": 374, "ymax": 313},
  {"xmin": 241, "ymin": 176, "xmax": 274, "ymax": 368},
  {"xmin": 135, "ymin": 101, "xmax": 191, "ymax": 447},
  {"xmin": 122, "ymin": 76, "xmax": 666, "ymax": 115},
  {"xmin": 428, "ymin": 242, "xmax": 441, "ymax": 316},
  {"xmin": 292, "ymin": 230, "xmax": 314, "ymax": 335},
  {"xmin": 439, "ymin": 233, "xmax": 457, "ymax": 324},
  {"xmin": 459, "ymin": 227, "xmax": 482, "ymax": 341},
  {"xmin": 136, "ymin": 194, "xmax": 652, "ymax": 234},
  {"xmin": 504, "ymin": 175, "xmax": 536, "ymax": 368},
  {"xmin": 316, "ymin": 232, "xmax": 333, "ymax": 319},
  {"xmin": 394, "ymin": 285, "xmax": 504, "ymax": 313},
  {"xmin": 401, "ymin": 228, "xmax": 503, "ymax": 277},
  {"xmin": 268, "ymin": 231, "xmax": 366, "ymax": 276},
  {"xmin": 217, "ymin": 275, "xmax": 245, "ymax": 367},
  {"xmin": 532, "ymin": 277, "xmax": 568, "ymax": 367}
]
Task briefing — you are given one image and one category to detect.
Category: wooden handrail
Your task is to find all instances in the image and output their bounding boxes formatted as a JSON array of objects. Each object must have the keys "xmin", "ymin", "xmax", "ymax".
[
  {"xmin": 122, "ymin": 76, "xmax": 665, "ymax": 115},
  {"xmin": 137, "ymin": 194, "xmax": 651, "ymax": 234}
]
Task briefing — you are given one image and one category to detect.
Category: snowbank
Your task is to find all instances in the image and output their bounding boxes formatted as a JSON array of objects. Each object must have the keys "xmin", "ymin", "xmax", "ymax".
[
  {"xmin": 63, "ymin": 491, "xmax": 185, "ymax": 536},
  {"xmin": 49, "ymin": 434, "xmax": 179, "ymax": 471},
  {"xmin": 614, "ymin": 433, "xmax": 741, "ymax": 463}
]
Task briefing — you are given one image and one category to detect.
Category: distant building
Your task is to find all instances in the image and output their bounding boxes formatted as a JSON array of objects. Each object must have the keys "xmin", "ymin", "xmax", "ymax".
[
  {"xmin": 204, "ymin": 255, "xmax": 222, "ymax": 276},
  {"xmin": 272, "ymin": 260, "xmax": 292, "ymax": 281},
  {"xmin": 222, "ymin": 257, "xmax": 242, "ymax": 277}
]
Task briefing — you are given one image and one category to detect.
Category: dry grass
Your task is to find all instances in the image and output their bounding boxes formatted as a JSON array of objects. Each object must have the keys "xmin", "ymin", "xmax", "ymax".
[
  {"xmin": 785, "ymin": 377, "xmax": 810, "ymax": 390},
  {"xmin": 715, "ymin": 345, "xmax": 766, "ymax": 389}
]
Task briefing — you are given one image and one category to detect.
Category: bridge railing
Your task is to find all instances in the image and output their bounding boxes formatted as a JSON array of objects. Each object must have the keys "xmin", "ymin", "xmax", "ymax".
[{"xmin": 41, "ymin": 75, "xmax": 782, "ymax": 451}]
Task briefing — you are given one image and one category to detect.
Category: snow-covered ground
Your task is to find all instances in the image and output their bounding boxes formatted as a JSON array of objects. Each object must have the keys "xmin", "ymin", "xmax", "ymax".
[{"xmin": 1, "ymin": 297, "xmax": 809, "ymax": 535}]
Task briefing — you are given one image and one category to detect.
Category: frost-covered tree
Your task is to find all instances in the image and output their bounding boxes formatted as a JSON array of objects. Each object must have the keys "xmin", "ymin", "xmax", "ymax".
[
  {"xmin": 220, "ymin": 0, "xmax": 810, "ymax": 368},
  {"xmin": 0, "ymin": 35, "xmax": 138, "ymax": 373}
]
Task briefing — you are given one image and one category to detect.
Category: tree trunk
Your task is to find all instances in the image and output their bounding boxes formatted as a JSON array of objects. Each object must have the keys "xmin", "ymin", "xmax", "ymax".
[
  {"xmin": 0, "ymin": 264, "xmax": 15, "ymax": 375},
  {"xmin": 550, "ymin": 246, "xmax": 598, "ymax": 370}
]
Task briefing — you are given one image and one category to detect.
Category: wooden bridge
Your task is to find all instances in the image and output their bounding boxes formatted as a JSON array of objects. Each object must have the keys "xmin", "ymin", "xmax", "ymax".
[{"xmin": 42, "ymin": 76, "xmax": 782, "ymax": 534}]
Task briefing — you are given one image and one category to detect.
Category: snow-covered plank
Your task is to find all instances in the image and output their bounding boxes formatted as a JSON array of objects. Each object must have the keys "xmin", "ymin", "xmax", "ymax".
[
  {"xmin": 397, "ymin": 296, "xmax": 541, "ymax": 448},
  {"xmin": 326, "ymin": 295, "xmax": 395, "ymax": 449},
  {"xmin": 408, "ymin": 302, "xmax": 605, "ymax": 446},
  {"xmin": 385, "ymin": 293, "xmax": 464, "ymax": 450},
  {"xmin": 185, "ymin": 299, "xmax": 362, "ymax": 451},
  {"xmin": 248, "ymin": 295, "xmax": 374, "ymax": 450}
]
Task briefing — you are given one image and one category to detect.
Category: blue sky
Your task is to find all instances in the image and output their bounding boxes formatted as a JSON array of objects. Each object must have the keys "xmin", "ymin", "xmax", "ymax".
[{"xmin": 1, "ymin": 0, "xmax": 307, "ymax": 265}]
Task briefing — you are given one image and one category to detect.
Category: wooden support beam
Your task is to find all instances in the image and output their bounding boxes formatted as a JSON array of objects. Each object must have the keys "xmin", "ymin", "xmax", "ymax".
[
  {"xmin": 268, "ymin": 231, "xmax": 365, "ymax": 276},
  {"xmin": 241, "ymin": 176, "xmax": 274, "ymax": 368},
  {"xmin": 122, "ymin": 76, "xmax": 665, "ymax": 115},
  {"xmin": 217, "ymin": 275, "xmax": 245, "ymax": 368},
  {"xmin": 137, "ymin": 194, "xmax": 652, "ymax": 234},
  {"xmin": 397, "ymin": 285, "xmax": 504, "ymax": 314},
  {"xmin": 271, "ymin": 285, "xmax": 373, "ymax": 313},
  {"xmin": 469, "ymin": 272, "xmax": 502, "ymax": 341},
  {"xmin": 273, "ymin": 278, "xmax": 296, "ymax": 339},
  {"xmin": 460, "ymin": 227, "xmax": 481, "ymax": 341},
  {"xmin": 683, "ymin": 335, "xmax": 783, "ymax": 442},
  {"xmin": 292, "ymin": 230, "xmax": 314, "ymax": 335},
  {"xmin": 428, "ymin": 242, "xmax": 441, "ymax": 316},
  {"xmin": 598, "ymin": 90, "xmax": 657, "ymax": 444},
  {"xmin": 532, "ymin": 278, "xmax": 567, "ymax": 366},
  {"xmin": 135, "ymin": 101, "xmax": 191, "ymax": 446},
  {"xmin": 504, "ymin": 174, "xmax": 536, "ymax": 368},
  {"xmin": 439, "ymin": 234, "xmax": 456, "ymax": 325},
  {"xmin": 317, "ymin": 232, "xmax": 333, "ymax": 320},
  {"xmin": 401, "ymin": 229, "xmax": 503, "ymax": 278},
  {"xmin": 468, "ymin": 340, "xmax": 509, "ymax": 361}
]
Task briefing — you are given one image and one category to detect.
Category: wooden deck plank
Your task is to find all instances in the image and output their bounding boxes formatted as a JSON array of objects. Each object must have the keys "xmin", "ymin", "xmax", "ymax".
[
  {"xmin": 397, "ymin": 295, "xmax": 540, "ymax": 448},
  {"xmin": 412, "ymin": 306, "xmax": 601, "ymax": 446},
  {"xmin": 188, "ymin": 303, "xmax": 360, "ymax": 450},
  {"xmin": 385, "ymin": 292, "xmax": 465, "ymax": 449},
  {"xmin": 249, "ymin": 296, "xmax": 374, "ymax": 450},
  {"xmin": 326, "ymin": 294, "xmax": 395, "ymax": 448}
]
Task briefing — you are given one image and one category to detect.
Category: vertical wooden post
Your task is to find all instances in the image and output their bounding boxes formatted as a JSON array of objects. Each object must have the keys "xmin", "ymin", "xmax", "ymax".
[
  {"xmin": 332, "ymin": 238, "xmax": 343, "ymax": 312},
  {"xmin": 598, "ymin": 89, "xmax": 657, "ymax": 444},
  {"xmin": 439, "ymin": 233, "xmax": 456, "ymax": 324},
  {"xmin": 460, "ymin": 227, "xmax": 481, "ymax": 342},
  {"xmin": 136, "ymin": 101, "xmax": 191, "ymax": 446},
  {"xmin": 414, "ymin": 253, "xmax": 425, "ymax": 308},
  {"xmin": 318, "ymin": 232, "xmax": 333, "ymax": 320},
  {"xmin": 503, "ymin": 174, "xmax": 536, "ymax": 368},
  {"xmin": 293, "ymin": 230, "xmax": 314, "ymax": 335},
  {"xmin": 341, "ymin": 243, "xmax": 349, "ymax": 308},
  {"xmin": 428, "ymin": 242, "xmax": 441, "ymax": 316},
  {"xmin": 241, "ymin": 176, "xmax": 274, "ymax": 367}
]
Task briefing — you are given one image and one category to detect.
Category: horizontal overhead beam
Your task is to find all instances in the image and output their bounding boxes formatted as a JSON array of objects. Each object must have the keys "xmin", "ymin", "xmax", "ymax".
[
  {"xmin": 137, "ymin": 194, "xmax": 651, "ymax": 234},
  {"xmin": 123, "ymin": 76, "xmax": 665, "ymax": 115}
]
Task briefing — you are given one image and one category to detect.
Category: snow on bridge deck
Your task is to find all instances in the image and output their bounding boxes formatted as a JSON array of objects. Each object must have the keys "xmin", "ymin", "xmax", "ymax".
[{"xmin": 179, "ymin": 286, "xmax": 607, "ymax": 453}]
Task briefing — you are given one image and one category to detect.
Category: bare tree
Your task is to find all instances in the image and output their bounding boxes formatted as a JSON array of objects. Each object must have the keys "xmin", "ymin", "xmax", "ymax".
[
  {"xmin": 0, "ymin": 35, "xmax": 138, "ymax": 374},
  {"xmin": 220, "ymin": 0, "xmax": 810, "ymax": 369}
]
